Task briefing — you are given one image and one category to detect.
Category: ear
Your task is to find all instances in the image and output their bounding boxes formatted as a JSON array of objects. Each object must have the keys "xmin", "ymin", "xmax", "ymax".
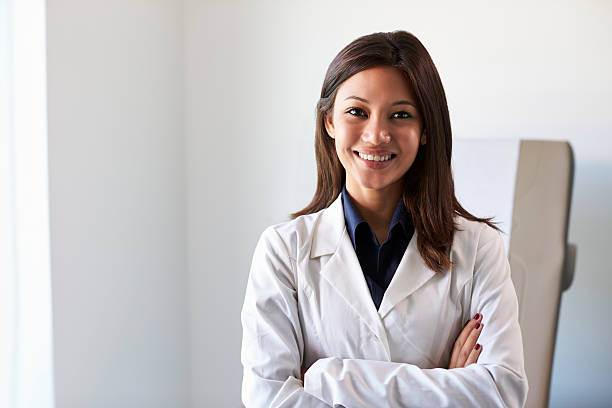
[
  {"xmin": 324, "ymin": 112, "xmax": 335, "ymax": 139},
  {"xmin": 420, "ymin": 129, "xmax": 427, "ymax": 145}
]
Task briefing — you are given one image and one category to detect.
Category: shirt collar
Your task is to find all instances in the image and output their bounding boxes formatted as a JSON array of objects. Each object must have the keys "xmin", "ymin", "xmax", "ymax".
[{"xmin": 341, "ymin": 185, "xmax": 411, "ymax": 247}]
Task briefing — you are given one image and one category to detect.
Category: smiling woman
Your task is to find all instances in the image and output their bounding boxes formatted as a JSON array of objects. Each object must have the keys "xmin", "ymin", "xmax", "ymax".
[{"xmin": 241, "ymin": 30, "xmax": 528, "ymax": 407}]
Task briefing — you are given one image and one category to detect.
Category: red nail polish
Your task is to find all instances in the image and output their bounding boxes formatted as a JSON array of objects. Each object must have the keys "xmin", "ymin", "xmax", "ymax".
[
  {"xmin": 475, "ymin": 343, "xmax": 481, "ymax": 351},
  {"xmin": 473, "ymin": 313, "xmax": 480, "ymax": 320},
  {"xmin": 474, "ymin": 323, "xmax": 480, "ymax": 330}
]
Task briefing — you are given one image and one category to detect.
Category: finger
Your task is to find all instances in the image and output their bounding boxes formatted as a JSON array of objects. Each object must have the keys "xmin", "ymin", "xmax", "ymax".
[
  {"xmin": 449, "ymin": 313, "xmax": 482, "ymax": 368},
  {"xmin": 458, "ymin": 313, "xmax": 482, "ymax": 347},
  {"xmin": 449, "ymin": 314, "xmax": 481, "ymax": 369},
  {"xmin": 465, "ymin": 343, "xmax": 483, "ymax": 366},
  {"xmin": 456, "ymin": 322, "xmax": 484, "ymax": 368}
]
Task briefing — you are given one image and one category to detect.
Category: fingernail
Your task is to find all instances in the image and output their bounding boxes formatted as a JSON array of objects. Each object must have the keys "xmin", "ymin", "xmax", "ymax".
[
  {"xmin": 474, "ymin": 323, "xmax": 480, "ymax": 330},
  {"xmin": 473, "ymin": 313, "xmax": 480, "ymax": 320},
  {"xmin": 475, "ymin": 343, "xmax": 481, "ymax": 351}
]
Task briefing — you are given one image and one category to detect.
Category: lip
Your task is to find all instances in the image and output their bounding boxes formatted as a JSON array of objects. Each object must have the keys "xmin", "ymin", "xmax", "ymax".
[
  {"xmin": 354, "ymin": 149, "xmax": 395, "ymax": 156},
  {"xmin": 353, "ymin": 150, "xmax": 396, "ymax": 169}
]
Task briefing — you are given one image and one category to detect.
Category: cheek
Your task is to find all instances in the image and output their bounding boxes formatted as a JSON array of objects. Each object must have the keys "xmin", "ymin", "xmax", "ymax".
[
  {"xmin": 401, "ymin": 133, "xmax": 422, "ymax": 153},
  {"xmin": 334, "ymin": 131, "xmax": 355, "ymax": 152},
  {"xmin": 333, "ymin": 139, "xmax": 356, "ymax": 172},
  {"xmin": 334, "ymin": 141, "xmax": 352, "ymax": 165},
  {"xmin": 335, "ymin": 126, "xmax": 362, "ymax": 148}
]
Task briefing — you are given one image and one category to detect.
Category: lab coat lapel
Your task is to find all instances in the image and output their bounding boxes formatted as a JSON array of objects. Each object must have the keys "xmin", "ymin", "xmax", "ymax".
[
  {"xmin": 310, "ymin": 195, "xmax": 391, "ymax": 358},
  {"xmin": 378, "ymin": 230, "xmax": 437, "ymax": 318}
]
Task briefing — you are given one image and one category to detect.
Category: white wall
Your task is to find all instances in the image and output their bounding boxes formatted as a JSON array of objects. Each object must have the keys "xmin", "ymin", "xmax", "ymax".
[
  {"xmin": 185, "ymin": 1, "xmax": 612, "ymax": 407},
  {"xmin": 2, "ymin": 0, "xmax": 55, "ymax": 406},
  {"xmin": 46, "ymin": 0, "xmax": 188, "ymax": 407}
]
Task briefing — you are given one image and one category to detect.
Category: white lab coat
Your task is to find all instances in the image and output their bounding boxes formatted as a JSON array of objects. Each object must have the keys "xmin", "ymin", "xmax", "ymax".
[{"xmin": 241, "ymin": 194, "xmax": 528, "ymax": 407}]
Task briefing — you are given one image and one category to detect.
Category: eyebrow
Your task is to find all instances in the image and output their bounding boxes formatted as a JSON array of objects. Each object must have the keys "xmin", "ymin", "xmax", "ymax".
[{"xmin": 344, "ymin": 95, "xmax": 416, "ymax": 107}]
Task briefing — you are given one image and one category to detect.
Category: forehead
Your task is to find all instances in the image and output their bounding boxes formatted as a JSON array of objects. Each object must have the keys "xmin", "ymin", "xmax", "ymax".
[{"xmin": 335, "ymin": 66, "xmax": 416, "ymax": 103}]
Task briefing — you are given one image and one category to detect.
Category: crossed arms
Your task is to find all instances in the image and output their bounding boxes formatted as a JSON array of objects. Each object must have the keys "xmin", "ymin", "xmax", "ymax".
[{"xmin": 241, "ymin": 226, "xmax": 528, "ymax": 407}]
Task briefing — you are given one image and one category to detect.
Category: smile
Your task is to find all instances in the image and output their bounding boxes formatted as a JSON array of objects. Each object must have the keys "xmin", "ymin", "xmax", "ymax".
[{"xmin": 354, "ymin": 151, "xmax": 395, "ymax": 162}]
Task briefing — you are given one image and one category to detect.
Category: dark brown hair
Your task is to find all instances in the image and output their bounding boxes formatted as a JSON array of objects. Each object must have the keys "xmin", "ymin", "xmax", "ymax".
[{"xmin": 292, "ymin": 30, "xmax": 498, "ymax": 273}]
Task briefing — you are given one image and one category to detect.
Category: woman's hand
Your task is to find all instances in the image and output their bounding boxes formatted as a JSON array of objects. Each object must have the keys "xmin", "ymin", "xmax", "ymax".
[{"xmin": 448, "ymin": 313, "xmax": 484, "ymax": 369}]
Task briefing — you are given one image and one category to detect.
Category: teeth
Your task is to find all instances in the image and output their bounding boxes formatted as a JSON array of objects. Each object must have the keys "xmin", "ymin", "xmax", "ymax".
[{"xmin": 358, "ymin": 152, "xmax": 392, "ymax": 162}]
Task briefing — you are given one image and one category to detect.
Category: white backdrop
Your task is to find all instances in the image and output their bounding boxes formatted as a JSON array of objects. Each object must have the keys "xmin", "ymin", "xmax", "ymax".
[
  {"xmin": 2, "ymin": 0, "xmax": 55, "ymax": 407},
  {"xmin": 46, "ymin": 0, "xmax": 612, "ymax": 407}
]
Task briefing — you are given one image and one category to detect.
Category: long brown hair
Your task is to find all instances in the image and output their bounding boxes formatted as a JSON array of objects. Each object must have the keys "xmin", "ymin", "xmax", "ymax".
[{"xmin": 292, "ymin": 30, "xmax": 498, "ymax": 273}]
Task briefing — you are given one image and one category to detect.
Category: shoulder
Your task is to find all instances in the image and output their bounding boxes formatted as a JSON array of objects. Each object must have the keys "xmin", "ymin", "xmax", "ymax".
[
  {"xmin": 453, "ymin": 215, "xmax": 504, "ymax": 249},
  {"xmin": 256, "ymin": 207, "xmax": 327, "ymax": 261},
  {"xmin": 451, "ymin": 215, "xmax": 506, "ymax": 271}
]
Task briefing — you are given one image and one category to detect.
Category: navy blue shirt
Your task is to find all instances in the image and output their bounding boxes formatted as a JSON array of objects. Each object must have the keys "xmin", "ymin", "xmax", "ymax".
[{"xmin": 341, "ymin": 185, "xmax": 414, "ymax": 310}]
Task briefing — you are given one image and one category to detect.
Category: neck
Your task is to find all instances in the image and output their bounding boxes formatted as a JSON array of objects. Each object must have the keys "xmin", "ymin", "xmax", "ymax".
[{"xmin": 345, "ymin": 180, "xmax": 403, "ymax": 234}]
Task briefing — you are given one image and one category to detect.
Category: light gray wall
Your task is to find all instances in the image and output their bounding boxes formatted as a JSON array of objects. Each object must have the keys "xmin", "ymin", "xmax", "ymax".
[
  {"xmin": 46, "ymin": 0, "xmax": 188, "ymax": 407},
  {"xmin": 185, "ymin": 1, "xmax": 612, "ymax": 407},
  {"xmin": 550, "ymin": 160, "xmax": 612, "ymax": 407}
]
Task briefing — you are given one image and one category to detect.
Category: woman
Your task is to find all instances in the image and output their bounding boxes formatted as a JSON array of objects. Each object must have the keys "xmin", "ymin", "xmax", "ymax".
[{"xmin": 241, "ymin": 30, "xmax": 528, "ymax": 407}]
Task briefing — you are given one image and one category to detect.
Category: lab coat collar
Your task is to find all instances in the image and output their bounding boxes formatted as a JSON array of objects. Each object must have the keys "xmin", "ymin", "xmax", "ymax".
[
  {"xmin": 309, "ymin": 193, "xmax": 437, "ymax": 354},
  {"xmin": 378, "ymin": 231, "xmax": 436, "ymax": 318},
  {"xmin": 310, "ymin": 194, "xmax": 345, "ymax": 258}
]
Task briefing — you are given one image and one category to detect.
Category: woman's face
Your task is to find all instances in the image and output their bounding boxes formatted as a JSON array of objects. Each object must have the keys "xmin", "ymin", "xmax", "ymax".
[{"xmin": 324, "ymin": 66, "xmax": 425, "ymax": 199}]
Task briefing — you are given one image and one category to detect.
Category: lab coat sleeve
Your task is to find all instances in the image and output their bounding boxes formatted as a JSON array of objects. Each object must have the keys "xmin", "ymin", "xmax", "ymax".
[
  {"xmin": 303, "ymin": 224, "xmax": 529, "ymax": 407},
  {"xmin": 241, "ymin": 227, "xmax": 330, "ymax": 407}
]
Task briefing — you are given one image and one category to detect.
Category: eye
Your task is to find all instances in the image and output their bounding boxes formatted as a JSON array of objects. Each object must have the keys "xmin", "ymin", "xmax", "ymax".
[
  {"xmin": 346, "ymin": 107, "xmax": 367, "ymax": 117},
  {"xmin": 392, "ymin": 111, "xmax": 413, "ymax": 119}
]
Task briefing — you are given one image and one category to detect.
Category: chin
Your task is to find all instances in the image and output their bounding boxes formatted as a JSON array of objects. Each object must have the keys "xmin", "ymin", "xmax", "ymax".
[{"xmin": 355, "ymin": 177, "xmax": 401, "ymax": 192}]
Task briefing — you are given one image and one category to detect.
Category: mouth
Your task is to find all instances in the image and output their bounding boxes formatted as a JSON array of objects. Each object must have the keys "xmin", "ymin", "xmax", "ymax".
[{"xmin": 353, "ymin": 151, "xmax": 396, "ymax": 162}]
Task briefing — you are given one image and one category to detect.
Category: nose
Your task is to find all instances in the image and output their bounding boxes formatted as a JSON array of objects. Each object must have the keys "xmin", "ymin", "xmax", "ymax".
[{"xmin": 361, "ymin": 114, "xmax": 391, "ymax": 145}]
